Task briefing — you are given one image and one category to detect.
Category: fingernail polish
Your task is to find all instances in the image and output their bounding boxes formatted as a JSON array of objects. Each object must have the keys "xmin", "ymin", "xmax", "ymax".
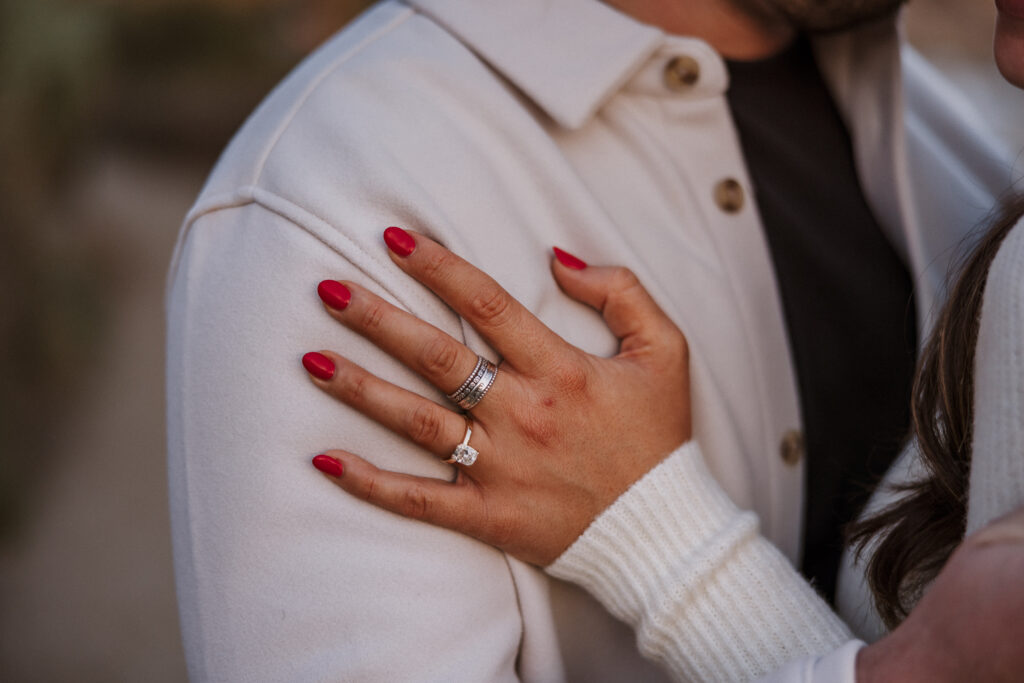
[
  {"xmin": 312, "ymin": 454, "xmax": 344, "ymax": 477},
  {"xmin": 384, "ymin": 226, "xmax": 416, "ymax": 257},
  {"xmin": 317, "ymin": 280, "xmax": 351, "ymax": 310},
  {"xmin": 553, "ymin": 247, "xmax": 587, "ymax": 270},
  {"xmin": 302, "ymin": 352, "xmax": 335, "ymax": 380}
]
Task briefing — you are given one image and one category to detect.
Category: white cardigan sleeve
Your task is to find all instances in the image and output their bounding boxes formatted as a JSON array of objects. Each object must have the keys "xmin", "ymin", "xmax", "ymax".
[
  {"xmin": 967, "ymin": 217, "xmax": 1024, "ymax": 535},
  {"xmin": 547, "ymin": 441, "xmax": 862, "ymax": 682}
]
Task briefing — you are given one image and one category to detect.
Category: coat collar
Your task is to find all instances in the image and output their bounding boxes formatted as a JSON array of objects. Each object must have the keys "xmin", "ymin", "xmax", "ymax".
[
  {"xmin": 403, "ymin": 0, "xmax": 664, "ymax": 129},
  {"xmin": 403, "ymin": 1, "xmax": 905, "ymax": 135},
  {"xmin": 402, "ymin": 1, "xmax": 922, "ymax": 316}
]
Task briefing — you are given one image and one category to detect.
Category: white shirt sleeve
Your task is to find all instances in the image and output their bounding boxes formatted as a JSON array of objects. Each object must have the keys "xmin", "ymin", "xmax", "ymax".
[
  {"xmin": 547, "ymin": 441, "xmax": 860, "ymax": 682},
  {"xmin": 753, "ymin": 640, "xmax": 864, "ymax": 683},
  {"xmin": 166, "ymin": 203, "xmax": 524, "ymax": 681}
]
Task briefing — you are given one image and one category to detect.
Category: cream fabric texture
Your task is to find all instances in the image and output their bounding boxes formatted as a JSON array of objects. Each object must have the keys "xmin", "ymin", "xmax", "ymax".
[
  {"xmin": 548, "ymin": 442, "xmax": 856, "ymax": 682},
  {"xmin": 166, "ymin": 0, "xmax": 1013, "ymax": 680},
  {"xmin": 968, "ymin": 218, "xmax": 1024, "ymax": 535},
  {"xmin": 550, "ymin": 220, "xmax": 1024, "ymax": 682}
]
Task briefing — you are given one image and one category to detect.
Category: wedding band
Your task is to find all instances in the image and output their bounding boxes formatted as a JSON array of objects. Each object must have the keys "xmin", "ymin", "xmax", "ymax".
[
  {"xmin": 445, "ymin": 418, "xmax": 479, "ymax": 466},
  {"xmin": 447, "ymin": 356, "xmax": 498, "ymax": 411}
]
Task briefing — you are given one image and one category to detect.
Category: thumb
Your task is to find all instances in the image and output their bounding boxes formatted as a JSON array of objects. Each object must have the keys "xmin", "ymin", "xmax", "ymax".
[{"xmin": 550, "ymin": 247, "xmax": 685, "ymax": 357}]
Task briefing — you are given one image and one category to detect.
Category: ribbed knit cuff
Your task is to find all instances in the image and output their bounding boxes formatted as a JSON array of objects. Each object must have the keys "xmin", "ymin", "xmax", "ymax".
[{"xmin": 547, "ymin": 441, "xmax": 852, "ymax": 682}]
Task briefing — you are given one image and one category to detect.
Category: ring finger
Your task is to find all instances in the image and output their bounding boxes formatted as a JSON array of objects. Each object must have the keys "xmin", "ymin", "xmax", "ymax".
[{"xmin": 302, "ymin": 349, "xmax": 492, "ymax": 465}]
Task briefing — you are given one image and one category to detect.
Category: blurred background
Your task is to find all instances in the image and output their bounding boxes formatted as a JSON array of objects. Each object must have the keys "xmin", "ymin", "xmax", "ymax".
[{"xmin": 0, "ymin": 0, "xmax": 1020, "ymax": 680}]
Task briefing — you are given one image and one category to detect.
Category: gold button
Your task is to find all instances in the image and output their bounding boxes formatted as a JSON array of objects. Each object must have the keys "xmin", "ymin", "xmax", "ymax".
[
  {"xmin": 714, "ymin": 178, "xmax": 745, "ymax": 214},
  {"xmin": 663, "ymin": 55, "xmax": 700, "ymax": 91},
  {"xmin": 780, "ymin": 430, "xmax": 804, "ymax": 466}
]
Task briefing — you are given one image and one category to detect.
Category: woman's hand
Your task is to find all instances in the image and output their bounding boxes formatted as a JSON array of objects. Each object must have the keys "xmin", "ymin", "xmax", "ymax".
[{"xmin": 302, "ymin": 227, "xmax": 690, "ymax": 566}]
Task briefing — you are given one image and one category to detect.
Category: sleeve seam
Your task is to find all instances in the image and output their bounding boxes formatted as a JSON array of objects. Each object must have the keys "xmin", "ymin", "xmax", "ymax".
[{"xmin": 169, "ymin": 185, "xmax": 445, "ymax": 323}]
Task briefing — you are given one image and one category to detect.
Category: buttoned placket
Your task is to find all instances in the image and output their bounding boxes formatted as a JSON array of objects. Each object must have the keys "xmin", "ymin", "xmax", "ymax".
[{"xmin": 605, "ymin": 37, "xmax": 806, "ymax": 559}]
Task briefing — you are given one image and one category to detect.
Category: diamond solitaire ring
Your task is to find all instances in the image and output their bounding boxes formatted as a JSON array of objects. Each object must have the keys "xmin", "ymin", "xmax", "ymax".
[
  {"xmin": 447, "ymin": 356, "xmax": 498, "ymax": 411},
  {"xmin": 446, "ymin": 418, "xmax": 479, "ymax": 467}
]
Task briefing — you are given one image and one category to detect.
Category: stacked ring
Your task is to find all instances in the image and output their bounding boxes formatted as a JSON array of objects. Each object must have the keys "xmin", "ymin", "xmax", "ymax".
[{"xmin": 447, "ymin": 356, "xmax": 498, "ymax": 411}]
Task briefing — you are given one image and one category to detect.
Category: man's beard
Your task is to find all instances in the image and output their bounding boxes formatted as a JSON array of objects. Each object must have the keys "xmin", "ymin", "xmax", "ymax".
[{"xmin": 739, "ymin": 0, "xmax": 907, "ymax": 33}]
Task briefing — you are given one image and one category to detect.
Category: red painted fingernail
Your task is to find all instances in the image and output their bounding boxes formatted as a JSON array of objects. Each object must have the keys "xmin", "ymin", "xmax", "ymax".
[
  {"xmin": 553, "ymin": 246, "xmax": 587, "ymax": 270},
  {"xmin": 317, "ymin": 280, "xmax": 351, "ymax": 310},
  {"xmin": 312, "ymin": 454, "xmax": 344, "ymax": 477},
  {"xmin": 383, "ymin": 226, "xmax": 416, "ymax": 257},
  {"xmin": 302, "ymin": 352, "xmax": 335, "ymax": 380}
]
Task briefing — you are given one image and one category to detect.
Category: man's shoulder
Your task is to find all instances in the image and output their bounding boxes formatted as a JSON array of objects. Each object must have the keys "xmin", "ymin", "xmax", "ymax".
[{"xmin": 191, "ymin": 1, "xmax": 534, "ymax": 218}]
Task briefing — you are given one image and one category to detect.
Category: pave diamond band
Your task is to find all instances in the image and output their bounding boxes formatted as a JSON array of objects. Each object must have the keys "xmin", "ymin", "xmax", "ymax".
[
  {"xmin": 445, "ymin": 418, "xmax": 479, "ymax": 467},
  {"xmin": 448, "ymin": 357, "xmax": 487, "ymax": 404},
  {"xmin": 447, "ymin": 356, "xmax": 498, "ymax": 411}
]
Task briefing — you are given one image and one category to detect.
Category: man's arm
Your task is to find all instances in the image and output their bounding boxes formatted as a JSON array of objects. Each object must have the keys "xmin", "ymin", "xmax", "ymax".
[{"xmin": 167, "ymin": 203, "xmax": 523, "ymax": 681}]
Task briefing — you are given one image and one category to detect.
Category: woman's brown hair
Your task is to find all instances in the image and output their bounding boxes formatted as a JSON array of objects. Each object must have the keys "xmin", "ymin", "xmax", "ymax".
[{"xmin": 847, "ymin": 194, "xmax": 1024, "ymax": 630}]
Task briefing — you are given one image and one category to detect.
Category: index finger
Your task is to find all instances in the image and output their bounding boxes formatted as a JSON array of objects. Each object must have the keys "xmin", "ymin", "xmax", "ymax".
[{"xmin": 382, "ymin": 227, "xmax": 564, "ymax": 374}]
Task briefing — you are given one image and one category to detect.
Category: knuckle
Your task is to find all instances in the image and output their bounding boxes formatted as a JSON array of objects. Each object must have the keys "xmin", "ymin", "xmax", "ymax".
[
  {"xmin": 399, "ymin": 485, "xmax": 431, "ymax": 521},
  {"xmin": 603, "ymin": 269, "xmax": 645, "ymax": 313},
  {"xmin": 419, "ymin": 249, "xmax": 454, "ymax": 281},
  {"xmin": 528, "ymin": 416, "xmax": 558, "ymax": 448},
  {"xmin": 419, "ymin": 335, "xmax": 460, "ymax": 377},
  {"xmin": 360, "ymin": 472, "xmax": 378, "ymax": 503},
  {"xmin": 408, "ymin": 402, "xmax": 444, "ymax": 446},
  {"xmin": 359, "ymin": 301, "xmax": 387, "ymax": 332},
  {"xmin": 515, "ymin": 404, "xmax": 559, "ymax": 448},
  {"xmin": 550, "ymin": 362, "xmax": 589, "ymax": 397},
  {"xmin": 342, "ymin": 373, "xmax": 371, "ymax": 405},
  {"xmin": 469, "ymin": 286, "xmax": 514, "ymax": 326},
  {"xmin": 609, "ymin": 267, "xmax": 641, "ymax": 293},
  {"xmin": 664, "ymin": 327, "xmax": 690, "ymax": 360}
]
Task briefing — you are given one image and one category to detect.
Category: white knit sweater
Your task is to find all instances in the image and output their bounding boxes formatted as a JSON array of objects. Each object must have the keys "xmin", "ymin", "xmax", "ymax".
[{"xmin": 547, "ymin": 217, "xmax": 1024, "ymax": 682}]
